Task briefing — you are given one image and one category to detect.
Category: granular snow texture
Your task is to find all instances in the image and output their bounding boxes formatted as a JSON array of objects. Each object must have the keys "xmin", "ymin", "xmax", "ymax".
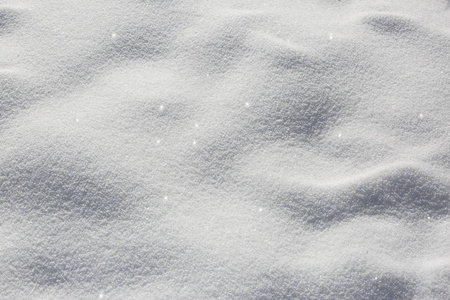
[{"xmin": 1, "ymin": 0, "xmax": 450, "ymax": 299}]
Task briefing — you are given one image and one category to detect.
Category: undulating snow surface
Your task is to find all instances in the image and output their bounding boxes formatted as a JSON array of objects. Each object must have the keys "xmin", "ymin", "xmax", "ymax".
[{"xmin": 1, "ymin": 0, "xmax": 450, "ymax": 299}]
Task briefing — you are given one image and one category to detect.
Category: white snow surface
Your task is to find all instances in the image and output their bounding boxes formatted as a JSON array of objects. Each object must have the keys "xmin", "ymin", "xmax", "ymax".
[{"xmin": 1, "ymin": 0, "xmax": 450, "ymax": 299}]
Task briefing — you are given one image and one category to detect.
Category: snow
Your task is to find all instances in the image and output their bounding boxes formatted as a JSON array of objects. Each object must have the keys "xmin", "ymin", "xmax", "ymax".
[{"xmin": 1, "ymin": 0, "xmax": 449, "ymax": 299}]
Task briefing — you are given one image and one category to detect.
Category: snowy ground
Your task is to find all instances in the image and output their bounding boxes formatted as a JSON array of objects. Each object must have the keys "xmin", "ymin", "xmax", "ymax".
[{"xmin": 1, "ymin": 0, "xmax": 450, "ymax": 299}]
